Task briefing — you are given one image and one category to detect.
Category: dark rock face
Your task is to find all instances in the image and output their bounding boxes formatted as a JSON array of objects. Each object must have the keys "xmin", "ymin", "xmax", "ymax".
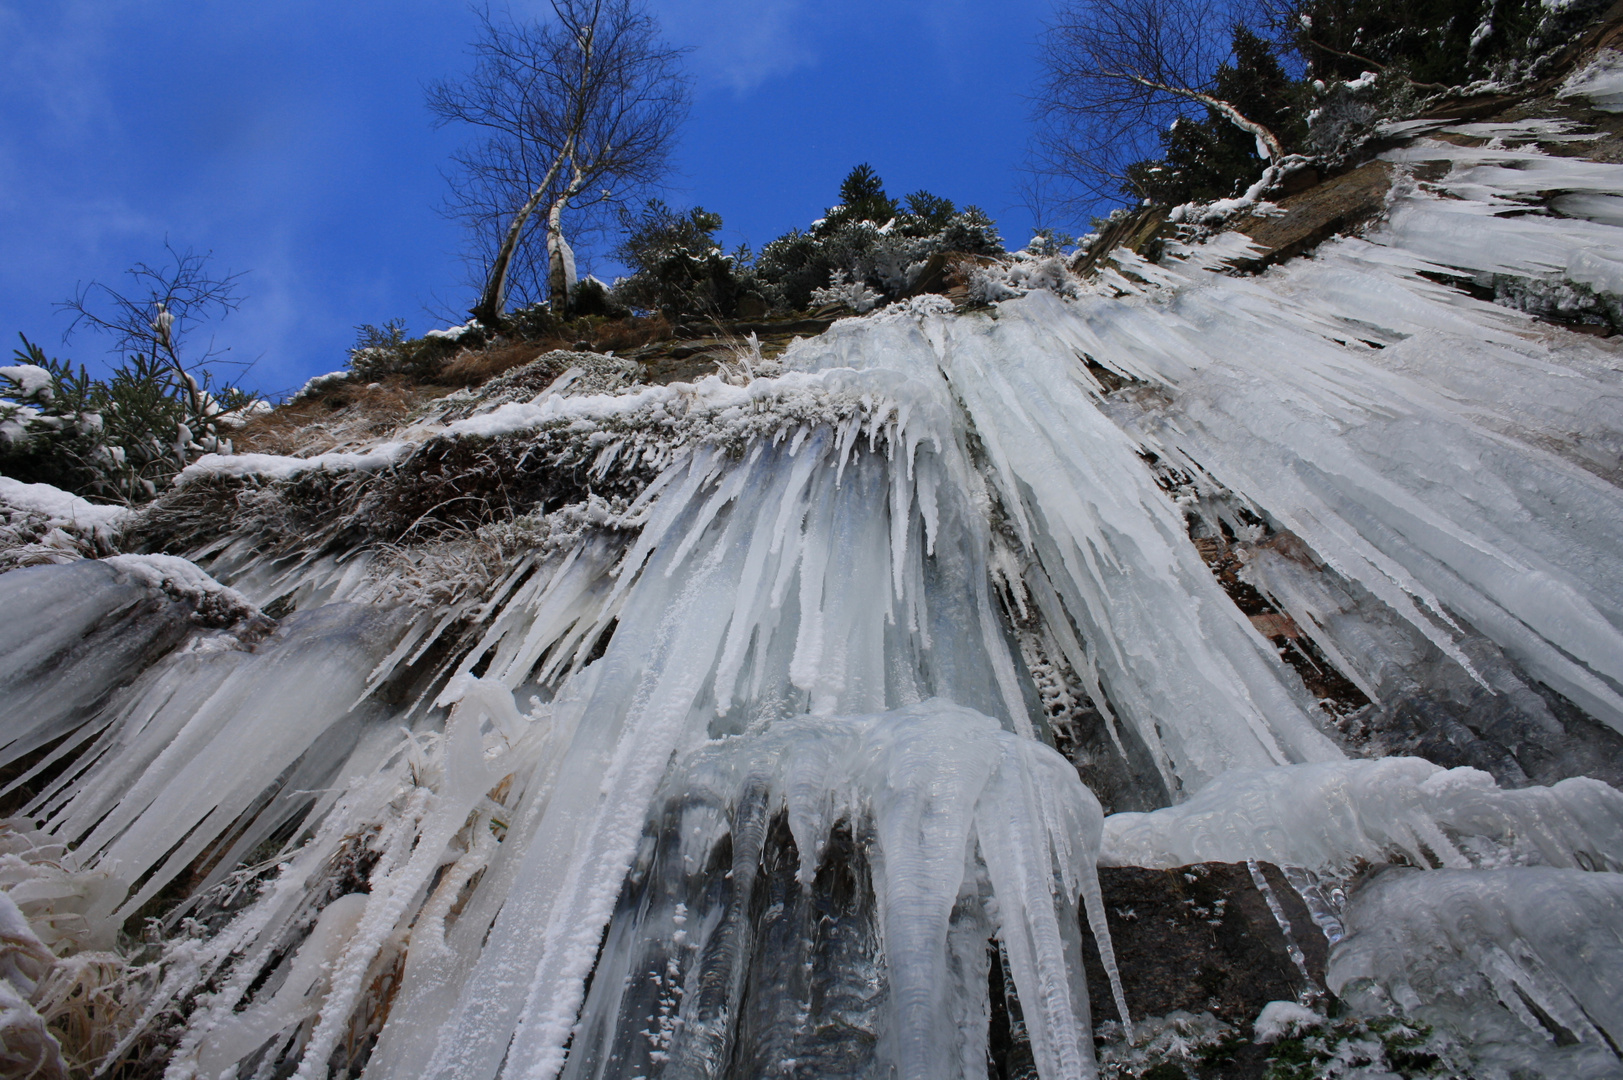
[{"xmin": 1081, "ymin": 862, "xmax": 1327, "ymax": 1030}]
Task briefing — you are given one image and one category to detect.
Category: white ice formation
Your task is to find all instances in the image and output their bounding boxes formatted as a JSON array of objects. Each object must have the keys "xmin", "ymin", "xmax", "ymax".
[
  {"xmin": 0, "ymin": 118, "xmax": 1622, "ymax": 1079},
  {"xmin": 1101, "ymin": 758, "xmax": 1623, "ymax": 873}
]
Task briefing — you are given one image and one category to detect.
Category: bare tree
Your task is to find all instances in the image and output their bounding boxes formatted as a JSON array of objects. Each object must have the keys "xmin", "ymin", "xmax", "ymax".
[
  {"xmin": 59, "ymin": 243, "xmax": 251, "ymax": 425},
  {"xmin": 429, "ymin": 1, "xmax": 690, "ymax": 325},
  {"xmin": 1032, "ymin": 0, "xmax": 1284, "ymax": 208}
]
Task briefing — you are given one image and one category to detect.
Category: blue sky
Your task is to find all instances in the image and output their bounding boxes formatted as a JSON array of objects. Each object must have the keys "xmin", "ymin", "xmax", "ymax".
[{"xmin": 0, "ymin": 0, "xmax": 1058, "ymax": 396}]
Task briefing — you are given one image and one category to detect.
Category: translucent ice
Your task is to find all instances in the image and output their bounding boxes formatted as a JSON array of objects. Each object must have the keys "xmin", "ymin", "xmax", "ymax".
[
  {"xmin": 3, "ymin": 108, "xmax": 1623, "ymax": 1080},
  {"xmin": 1331, "ymin": 867, "xmax": 1623, "ymax": 1078},
  {"xmin": 1100, "ymin": 757, "xmax": 1623, "ymax": 873},
  {"xmin": 551, "ymin": 700, "xmax": 1125, "ymax": 1080}
]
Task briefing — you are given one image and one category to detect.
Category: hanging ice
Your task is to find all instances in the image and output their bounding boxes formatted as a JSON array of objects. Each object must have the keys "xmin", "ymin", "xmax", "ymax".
[
  {"xmin": 1, "ymin": 113, "xmax": 1623, "ymax": 1080},
  {"xmin": 550, "ymin": 700, "xmax": 1127, "ymax": 1080}
]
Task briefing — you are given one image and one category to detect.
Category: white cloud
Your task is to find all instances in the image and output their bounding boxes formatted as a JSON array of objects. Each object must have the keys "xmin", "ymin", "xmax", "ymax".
[
  {"xmin": 506, "ymin": 0, "xmax": 818, "ymax": 94},
  {"xmin": 656, "ymin": 0, "xmax": 817, "ymax": 94}
]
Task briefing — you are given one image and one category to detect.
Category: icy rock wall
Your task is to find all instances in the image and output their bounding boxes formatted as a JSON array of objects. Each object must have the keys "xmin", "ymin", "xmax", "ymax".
[
  {"xmin": 2, "ymin": 117, "xmax": 1623, "ymax": 1080},
  {"xmin": 794, "ymin": 301, "xmax": 1346, "ymax": 793},
  {"xmin": 406, "ymin": 395, "xmax": 1045, "ymax": 1080}
]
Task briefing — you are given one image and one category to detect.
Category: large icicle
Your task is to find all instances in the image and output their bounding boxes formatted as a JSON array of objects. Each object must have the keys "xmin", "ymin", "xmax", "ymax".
[
  {"xmin": 552, "ymin": 700, "xmax": 1124, "ymax": 1080},
  {"xmin": 785, "ymin": 299, "xmax": 1344, "ymax": 794},
  {"xmin": 418, "ymin": 402, "xmax": 1032, "ymax": 1080}
]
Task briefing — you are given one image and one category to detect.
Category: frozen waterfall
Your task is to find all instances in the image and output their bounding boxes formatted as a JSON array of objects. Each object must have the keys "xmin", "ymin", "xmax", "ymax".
[{"xmin": 2, "ymin": 118, "xmax": 1623, "ymax": 1079}]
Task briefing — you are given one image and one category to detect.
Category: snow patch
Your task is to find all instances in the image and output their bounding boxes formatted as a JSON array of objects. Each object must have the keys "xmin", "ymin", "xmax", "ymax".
[
  {"xmin": 0, "ymin": 364, "xmax": 53, "ymax": 400},
  {"xmin": 425, "ymin": 319, "xmax": 484, "ymax": 341},
  {"xmin": 174, "ymin": 441, "xmax": 414, "ymax": 485},
  {"xmin": 292, "ymin": 370, "xmax": 352, "ymax": 400},
  {"xmin": 1254, "ymin": 1001, "xmax": 1325, "ymax": 1043},
  {"xmin": 0, "ymin": 476, "xmax": 128, "ymax": 533},
  {"xmin": 102, "ymin": 553, "xmax": 260, "ymax": 623},
  {"xmin": 1558, "ymin": 49, "xmax": 1623, "ymax": 112}
]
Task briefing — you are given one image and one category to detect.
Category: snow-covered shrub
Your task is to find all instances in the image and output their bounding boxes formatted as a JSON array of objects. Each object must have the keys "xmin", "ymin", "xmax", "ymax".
[
  {"xmin": 747, "ymin": 165, "xmax": 1003, "ymax": 313},
  {"xmin": 349, "ymin": 319, "xmax": 481, "ymax": 382},
  {"xmin": 754, "ymin": 207, "xmax": 1002, "ymax": 311},
  {"xmin": 291, "ymin": 369, "xmax": 353, "ymax": 401},
  {"xmin": 810, "ymin": 270, "xmax": 883, "ymax": 313},
  {"xmin": 0, "ymin": 340, "xmax": 107, "ymax": 496},
  {"xmin": 348, "ymin": 319, "xmax": 412, "ymax": 380},
  {"xmin": 569, "ymin": 276, "xmax": 627, "ymax": 319},
  {"xmin": 1489, "ymin": 272, "xmax": 1623, "ymax": 332},
  {"xmin": 1301, "ymin": 71, "xmax": 1404, "ymax": 161},
  {"xmin": 0, "ymin": 476, "xmax": 126, "ymax": 572},
  {"xmin": 967, "ymin": 249, "xmax": 1084, "ymax": 304},
  {"xmin": 1, "ymin": 335, "xmax": 254, "ymax": 503}
]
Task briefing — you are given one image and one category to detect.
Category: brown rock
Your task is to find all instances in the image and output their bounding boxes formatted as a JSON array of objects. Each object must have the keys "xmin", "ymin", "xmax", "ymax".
[
  {"xmin": 1072, "ymin": 206, "xmax": 1173, "ymax": 278},
  {"xmin": 1230, "ymin": 160, "xmax": 1394, "ymax": 271},
  {"xmin": 1080, "ymin": 862, "xmax": 1327, "ymax": 1031}
]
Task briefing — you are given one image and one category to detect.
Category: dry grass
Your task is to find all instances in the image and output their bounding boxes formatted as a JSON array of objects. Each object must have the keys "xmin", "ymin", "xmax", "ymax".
[
  {"xmin": 437, "ymin": 314, "xmax": 672, "ymax": 387},
  {"xmin": 232, "ymin": 379, "xmax": 449, "ymax": 457},
  {"xmin": 591, "ymin": 312, "xmax": 672, "ymax": 353},
  {"xmin": 439, "ymin": 341, "xmax": 550, "ymax": 386},
  {"xmin": 232, "ymin": 312, "xmax": 678, "ymax": 463}
]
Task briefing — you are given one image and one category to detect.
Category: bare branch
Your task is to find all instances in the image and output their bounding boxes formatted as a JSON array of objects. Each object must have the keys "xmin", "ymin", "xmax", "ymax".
[
  {"xmin": 1030, "ymin": 0, "xmax": 1285, "ymax": 209},
  {"xmin": 57, "ymin": 242, "xmax": 247, "ymax": 419}
]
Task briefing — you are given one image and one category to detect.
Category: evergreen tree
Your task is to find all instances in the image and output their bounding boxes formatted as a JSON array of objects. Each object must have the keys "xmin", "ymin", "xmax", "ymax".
[
  {"xmin": 612, "ymin": 200, "xmax": 742, "ymax": 320},
  {"xmin": 1123, "ymin": 26, "xmax": 1302, "ymax": 205},
  {"xmin": 1276, "ymin": 0, "xmax": 1612, "ymax": 87}
]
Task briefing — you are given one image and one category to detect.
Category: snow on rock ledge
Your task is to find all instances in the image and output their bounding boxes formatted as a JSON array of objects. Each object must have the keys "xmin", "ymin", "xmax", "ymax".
[
  {"xmin": 102, "ymin": 553, "xmax": 261, "ymax": 626},
  {"xmin": 174, "ymin": 441, "xmax": 414, "ymax": 486}
]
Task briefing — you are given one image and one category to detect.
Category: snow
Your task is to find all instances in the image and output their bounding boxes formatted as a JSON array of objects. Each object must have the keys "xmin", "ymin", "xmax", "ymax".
[
  {"xmin": 293, "ymin": 369, "xmax": 351, "ymax": 399},
  {"xmin": 101, "ymin": 553, "xmax": 258, "ymax": 620},
  {"xmin": 1166, "ymin": 155, "xmax": 1314, "ymax": 226},
  {"xmin": 0, "ymin": 364, "xmax": 53, "ymax": 400},
  {"xmin": 1558, "ymin": 49, "xmax": 1623, "ymax": 112},
  {"xmin": 0, "ymin": 476, "xmax": 128, "ymax": 532},
  {"xmin": 547, "ymin": 231, "xmax": 577, "ymax": 295},
  {"xmin": 1253, "ymin": 1000, "xmax": 1323, "ymax": 1043},
  {"xmin": 426, "ymin": 319, "xmax": 484, "ymax": 341},
  {"xmin": 810, "ymin": 268, "xmax": 882, "ymax": 313},
  {"xmin": 174, "ymin": 441, "xmax": 413, "ymax": 484}
]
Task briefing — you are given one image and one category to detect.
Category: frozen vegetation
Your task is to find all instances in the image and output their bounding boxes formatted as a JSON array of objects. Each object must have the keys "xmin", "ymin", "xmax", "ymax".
[{"xmin": 3, "ymin": 119, "xmax": 1623, "ymax": 1080}]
